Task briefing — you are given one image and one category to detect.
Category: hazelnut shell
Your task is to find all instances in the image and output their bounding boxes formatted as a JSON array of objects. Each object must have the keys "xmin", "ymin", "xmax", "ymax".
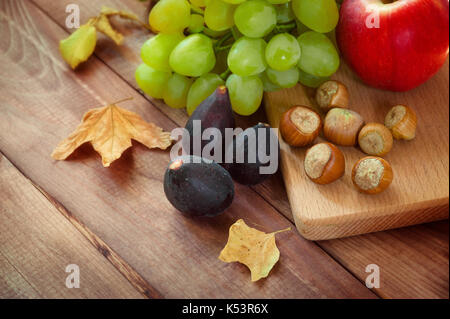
[
  {"xmin": 305, "ymin": 142, "xmax": 345, "ymax": 185},
  {"xmin": 323, "ymin": 108, "xmax": 364, "ymax": 146},
  {"xmin": 280, "ymin": 106, "xmax": 322, "ymax": 147},
  {"xmin": 352, "ymin": 156, "xmax": 393, "ymax": 194},
  {"xmin": 316, "ymin": 80, "xmax": 349, "ymax": 111},
  {"xmin": 385, "ymin": 105, "xmax": 417, "ymax": 140},
  {"xmin": 358, "ymin": 123, "xmax": 394, "ymax": 157}
]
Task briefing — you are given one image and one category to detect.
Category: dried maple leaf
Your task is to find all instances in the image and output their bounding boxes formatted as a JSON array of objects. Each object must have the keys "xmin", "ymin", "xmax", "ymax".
[
  {"xmin": 51, "ymin": 99, "xmax": 172, "ymax": 167},
  {"xmin": 219, "ymin": 219, "xmax": 290, "ymax": 282}
]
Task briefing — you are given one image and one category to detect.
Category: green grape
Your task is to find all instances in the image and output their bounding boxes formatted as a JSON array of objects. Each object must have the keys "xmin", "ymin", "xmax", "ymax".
[
  {"xmin": 228, "ymin": 37, "xmax": 267, "ymax": 76},
  {"xmin": 297, "ymin": 31, "xmax": 339, "ymax": 77},
  {"xmin": 298, "ymin": 68, "xmax": 330, "ymax": 88},
  {"xmin": 186, "ymin": 73, "xmax": 225, "ymax": 115},
  {"xmin": 169, "ymin": 34, "xmax": 216, "ymax": 77},
  {"xmin": 204, "ymin": 0, "xmax": 236, "ymax": 31},
  {"xmin": 188, "ymin": 14, "xmax": 205, "ymax": 33},
  {"xmin": 226, "ymin": 74, "xmax": 263, "ymax": 116},
  {"xmin": 202, "ymin": 27, "xmax": 229, "ymax": 38},
  {"xmin": 266, "ymin": 67, "xmax": 300, "ymax": 88},
  {"xmin": 265, "ymin": 33, "xmax": 301, "ymax": 71},
  {"xmin": 149, "ymin": 0, "xmax": 191, "ymax": 33},
  {"xmin": 140, "ymin": 33, "xmax": 184, "ymax": 72},
  {"xmin": 234, "ymin": 0, "xmax": 277, "ymax": 38},
  {"xmin": 190, "ymin": 0, "xmax": 207, "ymax": 7},
  {"xmin": 292, "ymin": 0, "xmax": 339, "ymax": 33},
  {"xmin": 221, "ymin": 0, "xmax": 246, "ymax": 4},
  {"xmin": 267, "ymin": 0, "xmax": 290, "ymax": 4},
  {"xmin": 163, "ymin": 73, "xmax": 193, "ymax": 108},
  {"xmin": 135, "ymin": 63, "xmax": 171, "ymax": 99},
  {"xmin": 259, "ymin": 72, "xmax": 282, "ymax": 92},
  {"xmin": 275, "ymin": 2, "xmax": 295, "ymax": 24}
]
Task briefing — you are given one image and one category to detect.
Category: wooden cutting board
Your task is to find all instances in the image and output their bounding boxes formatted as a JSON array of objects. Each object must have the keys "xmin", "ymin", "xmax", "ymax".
[{"xmin": 264, "ymin": 61, "xmax": 449, "ymax": 240}]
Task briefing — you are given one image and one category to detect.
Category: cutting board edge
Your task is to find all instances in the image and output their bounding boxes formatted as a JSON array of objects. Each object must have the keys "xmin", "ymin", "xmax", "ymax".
[{"xmin": 292, "ymin": 202, "xmax": 449, "ymax": 241}]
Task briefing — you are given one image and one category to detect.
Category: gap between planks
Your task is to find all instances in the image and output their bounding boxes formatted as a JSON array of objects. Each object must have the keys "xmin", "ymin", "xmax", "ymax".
[
  {"xmin": 25, "ymin": 0, "xmax": 380, "ymax": 298},
  {"xmin": 0, "ymin": 150, "xmax": 162, "ymax": 299}
]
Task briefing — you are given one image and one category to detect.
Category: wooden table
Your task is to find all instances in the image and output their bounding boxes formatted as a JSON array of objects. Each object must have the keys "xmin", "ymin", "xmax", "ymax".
[{"xmin": 0, "ymin": 0, "xmax": 448, "ymax": 299}]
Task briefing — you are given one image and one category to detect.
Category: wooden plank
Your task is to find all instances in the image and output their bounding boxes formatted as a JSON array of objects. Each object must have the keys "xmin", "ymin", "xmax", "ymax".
[
  {"xmin": 0, "ymin": 0, "xmax": 375, "ymax": 298},
  {"xmin": 29, "ymin": 0, "xmax": 449, "ymax": 298},
  {"xmin": 319, "ymin": 217, "xmax": 449, "ymax": 299},
  {"xmin": 0, "ymin": 154, "xmax": 144, "ymax": 298}
]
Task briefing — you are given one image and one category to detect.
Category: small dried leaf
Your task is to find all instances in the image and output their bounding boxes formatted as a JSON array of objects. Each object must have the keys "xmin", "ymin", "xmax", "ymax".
[
  {"xmin": 59, "ymin": 21, "xmax": 97, "ymax": 69},
  {"xmin": 219, "ymin": 219, "xmax": 290, "ymax": 282},
  {"xmin": 94, "ymin": 14, "xmax": 124, "ymax": 45},
  {"xmin": 100, "ymin": 6, "xmax": 150, "ymax": 29},
  {"xmin": 52, "ymin": 100, "xmax": 172, "ymax": 167}
]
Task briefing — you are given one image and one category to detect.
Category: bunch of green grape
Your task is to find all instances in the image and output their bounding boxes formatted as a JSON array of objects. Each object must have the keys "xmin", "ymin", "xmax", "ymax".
[{"xmin": 136, "ymin": 0, "xmax": 341, "ymax": 116}]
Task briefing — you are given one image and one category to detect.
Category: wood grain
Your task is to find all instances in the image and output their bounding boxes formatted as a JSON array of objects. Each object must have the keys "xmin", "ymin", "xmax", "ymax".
[
  {"xmin": 31, "ymin": 182, "xmax": 163, "ymax": 299},
  {"xmin": 264, "ymin": 62, "xmax": 449, "ymax": 240},
  {"xmin": 319, "ymin": 217, "xmax": 449, "ymax": 299},
  {"xmin": 0, "ymin": 154, "xmax": 143, "ymax": 298},
  {"xmin": 0, "ymin": 0, "xmax": 375, "ymax": 298},
  {"xmin": 28, "ymin": 0, "xmax": 449, "ymax": 298}
]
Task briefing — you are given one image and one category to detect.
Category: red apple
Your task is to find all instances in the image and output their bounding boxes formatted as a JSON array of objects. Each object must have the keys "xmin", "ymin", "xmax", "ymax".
[{"xmin": 336, "ymin": 0, "xmax": 449, "ymax": 91}]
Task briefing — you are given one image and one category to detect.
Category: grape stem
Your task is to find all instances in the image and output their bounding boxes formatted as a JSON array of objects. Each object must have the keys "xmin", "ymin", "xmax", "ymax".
[
  {"xmin": 214, "ymin": 31, "xmax": 233, "ymax": 51},
  {"xmin": 215, "ymin": 44, "xmax": 233, "ymax": 52},
  {"xmin": 273, "ymin": 22, "xmax": 296, "ymax": 34},
  {"xmin": 190, "ymin": 4, "xmax": 204, "ymax": 15},
  {"xmin": 220, "ymin": 68, "xmax": 231, "ymax": 81}
]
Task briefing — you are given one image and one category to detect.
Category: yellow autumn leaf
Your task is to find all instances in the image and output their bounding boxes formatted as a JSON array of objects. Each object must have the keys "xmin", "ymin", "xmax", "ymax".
[
  {"xmin": 94, "ymin": 14, "xmax": 124, "ymax": 45},
  {"xmin": 59, "ymin": 21, "xmax": 97, "ymax": 69},
  {"xmin": 219, "ymin": 219, "xmax": 290, "ymax": 282},
  {"xmin": 100, "ymin": 6, "xmax": 150, "ymax": 29},
  {"xmin": 51, "ymin": 99, "xmax": 172, "ymax": 167}
]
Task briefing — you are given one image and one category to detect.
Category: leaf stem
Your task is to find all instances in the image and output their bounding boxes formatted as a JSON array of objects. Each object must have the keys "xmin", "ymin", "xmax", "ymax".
[
  {"xmin": 271, "ymin": 227, "xmax": 291, "ymax": 235},
  {"xmin": 108, "ymin": 96, "xmax": 134, "ymax": 106}
]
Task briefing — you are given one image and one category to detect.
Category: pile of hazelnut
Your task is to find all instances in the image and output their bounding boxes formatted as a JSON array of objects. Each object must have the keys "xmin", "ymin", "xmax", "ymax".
[{"xmin": 279, "ymin": 80, "xmax": 417, "ymax": 195}]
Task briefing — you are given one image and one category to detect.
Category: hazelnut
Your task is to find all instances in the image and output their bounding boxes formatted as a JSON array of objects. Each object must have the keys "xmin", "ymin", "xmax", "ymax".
[
  {"xmin": 316, "ymin": 80, "xmax": 349, "ymax": 111},
  {"xmin": 280, "ymin": 106, "xmax": 322, "ymax": 147},
  {"xmin": 385, "ymin": 105, "xmax": 417, "ymax": 140},
  {"xmin": 304, "ymin": 142, "xmax": 345, "ymax": 185},
  {"xmin": 358, "ymin": 123, "xmax": 393, "ymax": 157},
  {"xmin": 352, "ymin": 156, "xmax": 393, "ymax": 194},
  {"xmin": 323, "ymin": 108, "xmax": 364, "ymax": 146}
]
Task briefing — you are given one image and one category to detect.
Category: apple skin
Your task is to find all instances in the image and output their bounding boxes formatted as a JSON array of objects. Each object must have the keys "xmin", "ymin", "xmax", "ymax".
[{"xmin": 336, "ymin": 0, "xmax": 449, "ymax": 92}]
